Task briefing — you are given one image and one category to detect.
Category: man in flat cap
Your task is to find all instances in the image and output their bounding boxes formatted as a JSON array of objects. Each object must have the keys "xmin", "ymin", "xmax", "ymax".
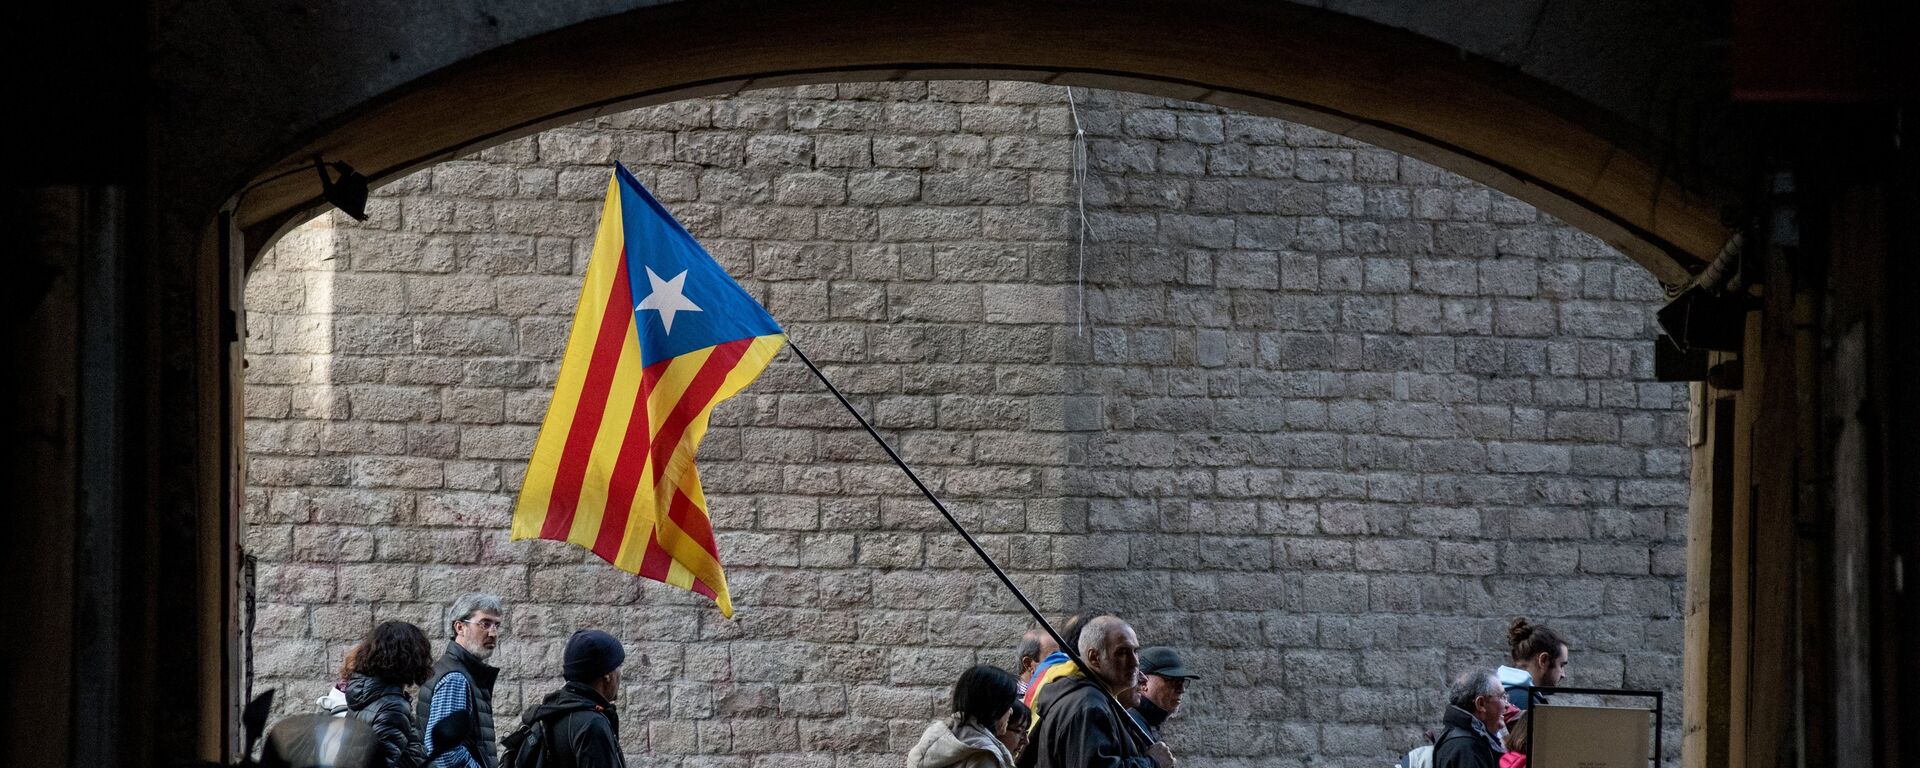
[
  {"xmin": 510, "ymin": 629, "xmax": 629, "ymax": 768},
  {"xmin": 1127, "ymin": 647, "xmax": 1199, "ymax": 742}
]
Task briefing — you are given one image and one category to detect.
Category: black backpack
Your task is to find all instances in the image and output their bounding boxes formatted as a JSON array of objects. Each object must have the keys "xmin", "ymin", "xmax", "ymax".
[{"xmin": 500, "ymin": 704, "xmax": 599, "ymax": 768}]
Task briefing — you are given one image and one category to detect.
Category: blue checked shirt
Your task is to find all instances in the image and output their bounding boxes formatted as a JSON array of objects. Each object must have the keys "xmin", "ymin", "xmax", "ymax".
[{"xmin": 424, "ymin": 671, "xmax": 484, "ymax": 768}]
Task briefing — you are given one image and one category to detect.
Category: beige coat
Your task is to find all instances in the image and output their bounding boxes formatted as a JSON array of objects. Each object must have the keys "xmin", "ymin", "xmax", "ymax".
[{"xmin": 907, "ymin": 717, "xmax": 1014, "ymax": 768}]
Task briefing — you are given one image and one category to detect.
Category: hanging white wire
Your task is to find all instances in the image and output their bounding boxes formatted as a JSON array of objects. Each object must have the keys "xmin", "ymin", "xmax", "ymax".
[{"xmin": 1064, "ymin": 86, "xmax": 1095, "ymax": 337}]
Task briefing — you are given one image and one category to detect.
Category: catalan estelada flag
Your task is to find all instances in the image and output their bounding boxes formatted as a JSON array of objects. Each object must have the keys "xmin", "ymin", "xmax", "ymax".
[{"xmin": 513, "ymin": 163, "xmax": 783, "ymax": 617}]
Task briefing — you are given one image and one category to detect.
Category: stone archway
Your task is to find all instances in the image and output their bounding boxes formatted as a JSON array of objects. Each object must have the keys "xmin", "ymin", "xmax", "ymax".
[
  {"xmin": 23, "ymin": 3, "xmax": 1917, "ymax": 768},
  {"xmin": 214, "ymin": 1, "xmax": 1734, "ymax": 286},
  {"xmin": 24, "ymin": 2, "xmax": 1777, "ymax": 765}
]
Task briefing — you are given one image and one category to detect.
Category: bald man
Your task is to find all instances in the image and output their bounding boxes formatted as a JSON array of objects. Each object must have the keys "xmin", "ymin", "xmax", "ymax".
[
  {"xmin": 1019, "ymin": 616, "xmax": 1175, "ymax": 768},
  {"xmin": 1018, "ymin": 629, "xmax": 1058, "ymax": 696}
]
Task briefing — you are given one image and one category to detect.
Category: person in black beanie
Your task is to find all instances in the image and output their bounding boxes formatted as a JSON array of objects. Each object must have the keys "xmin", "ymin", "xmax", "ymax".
[{"xmin": 512, "ymin": 629, "xmax": 629, "ymax": 768}]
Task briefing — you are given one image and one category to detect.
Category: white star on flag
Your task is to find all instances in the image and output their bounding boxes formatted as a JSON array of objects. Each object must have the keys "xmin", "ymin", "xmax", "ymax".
[{"xmin": 636, "ymin": 266, "xmax": 703, "ymax": 334}]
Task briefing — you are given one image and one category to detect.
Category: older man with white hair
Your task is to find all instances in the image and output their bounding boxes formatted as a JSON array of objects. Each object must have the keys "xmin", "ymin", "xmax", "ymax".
[
  {"xmin": 1433, "ymin": 669, "xmax": 1506, "ymax": 768},
  {"xmin": 1019, "ymin": 615, "xmax": 1175, "ymax": 768}
]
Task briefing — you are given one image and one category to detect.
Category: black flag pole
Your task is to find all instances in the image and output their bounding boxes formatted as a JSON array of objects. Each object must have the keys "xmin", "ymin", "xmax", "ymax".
[{"xmin": 785, "ymin": 340, "xmax": 1154, "ymax": 748}]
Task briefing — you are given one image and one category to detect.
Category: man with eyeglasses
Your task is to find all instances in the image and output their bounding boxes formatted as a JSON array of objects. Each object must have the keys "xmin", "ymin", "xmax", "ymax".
[
  {"xmin": 1127, "ymin": 647, "xmax": 1198, "ymax": 742},
  {"xmin": 1432, "ymin": 669, "xmax": 1505, "ymax": 768},
  {"xmin": 417, "ymin": 593, "xmax": 507, "ymax": 767}
]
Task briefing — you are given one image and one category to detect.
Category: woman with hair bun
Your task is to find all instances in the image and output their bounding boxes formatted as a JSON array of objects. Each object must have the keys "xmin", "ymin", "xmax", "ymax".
[{"xmin": 1497, "ymin": 618, "xmax": 1570, "ymax": 709}]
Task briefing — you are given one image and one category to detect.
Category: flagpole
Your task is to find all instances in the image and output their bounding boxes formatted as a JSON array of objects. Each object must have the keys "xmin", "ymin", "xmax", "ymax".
[{"xmin": 784, "ymin": 340, "xmax": 1154, "ymax": 748}]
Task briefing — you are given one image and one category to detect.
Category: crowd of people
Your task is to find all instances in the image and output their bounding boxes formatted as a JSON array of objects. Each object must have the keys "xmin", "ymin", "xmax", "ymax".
[
  {"xmin": 1398, "ymin": 618, "xmax": 1573, "ymax": 768},
  {"xmin": 907, "ymin": 613, "xmax": 1189, "ymax": 768},
  {"xmin": 315, "ymin": 593, "xmax": 630, "ymax": 768},
  {"xmin": 911, "ymin": 612, "xmax": 1570, "ymax": 768},
  {"xmin": 311, "ymin": 595, "xmax": 1571, "ymax": 768}
]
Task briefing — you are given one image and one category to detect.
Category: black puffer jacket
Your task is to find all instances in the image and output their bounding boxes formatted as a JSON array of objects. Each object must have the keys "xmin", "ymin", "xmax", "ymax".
[{"xmin": 347, "ymin": 673, "xmax": 427, "ymax": 768}]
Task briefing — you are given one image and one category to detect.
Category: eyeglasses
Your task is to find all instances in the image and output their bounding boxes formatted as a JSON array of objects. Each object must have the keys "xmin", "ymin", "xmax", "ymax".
[{"xmin": 457, "ymin": 618, "xmax": 505, "ymax": 633}]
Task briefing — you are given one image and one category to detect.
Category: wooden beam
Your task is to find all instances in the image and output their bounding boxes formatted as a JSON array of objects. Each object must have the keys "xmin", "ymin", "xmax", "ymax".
[
  {"xmin": 1685, "ymin": 388, "xmax": 1736, "ymax": 768},
  {"xmin": 1727, "ymin": 228, "xmax": 1803, "ymax": 768}
]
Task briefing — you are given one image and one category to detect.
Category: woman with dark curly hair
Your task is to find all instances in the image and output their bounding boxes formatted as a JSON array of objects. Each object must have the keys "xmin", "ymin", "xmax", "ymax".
[{"xmin": 347, "ymin": 620, "xmax": 434, "ymax": 768}]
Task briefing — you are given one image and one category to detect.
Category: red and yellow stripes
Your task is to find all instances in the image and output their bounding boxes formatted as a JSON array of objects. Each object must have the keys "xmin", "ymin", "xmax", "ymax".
[{"xmin": 513, "ymin": 175, "xmax": 780, "ymax": 617}]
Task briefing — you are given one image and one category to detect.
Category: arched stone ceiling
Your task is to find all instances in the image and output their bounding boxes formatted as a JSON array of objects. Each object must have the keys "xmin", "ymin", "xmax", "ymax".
[{"xmin": 156, "ymin": 0, "xmax": 1737, "ymax": 285}]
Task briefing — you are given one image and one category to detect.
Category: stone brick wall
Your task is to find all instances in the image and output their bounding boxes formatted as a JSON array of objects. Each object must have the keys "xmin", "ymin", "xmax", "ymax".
[{"xmin": 244, "ymin": 81, "xmax": 1689, "ymax": 766}]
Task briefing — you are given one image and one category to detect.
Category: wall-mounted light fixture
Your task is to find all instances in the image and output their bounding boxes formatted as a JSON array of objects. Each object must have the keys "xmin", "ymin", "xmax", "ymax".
[
  {"xmin": 1656, "ymin": 286, "xmax": 1749, "ymax": 353},
  {"xmin": 312, "ymin": 155, "xmax": 369, "ymax": 221},
  {"xmin": 228, "ymin": 154, "xmax": 373, "ymax": 223}
]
